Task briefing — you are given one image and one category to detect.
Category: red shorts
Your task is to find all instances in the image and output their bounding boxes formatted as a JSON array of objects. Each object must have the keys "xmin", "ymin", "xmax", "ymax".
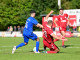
[{"xmin": 43, "ymin": 39, "xmax": 58, "ymax": 50}]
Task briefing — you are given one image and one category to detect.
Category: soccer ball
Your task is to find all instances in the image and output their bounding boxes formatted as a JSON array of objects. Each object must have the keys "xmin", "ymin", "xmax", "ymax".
[{"xmin": 33, "ymin": 47, "xmax": 36, "ymax": 52}]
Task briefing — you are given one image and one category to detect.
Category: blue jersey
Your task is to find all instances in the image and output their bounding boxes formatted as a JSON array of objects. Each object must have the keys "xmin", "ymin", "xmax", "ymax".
[{"xmin": 24, "ymin": 17, "xmax": 38, "ymax": 32}]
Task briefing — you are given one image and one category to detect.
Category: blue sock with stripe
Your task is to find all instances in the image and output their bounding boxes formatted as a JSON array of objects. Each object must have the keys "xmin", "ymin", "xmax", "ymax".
[
  {"xmin": 36, "ymin": 41, "xmax": 39, "ymax": 52},
  {"xmin": 16, "ymin": 43, "xmax": 25, "ymax": 49}
]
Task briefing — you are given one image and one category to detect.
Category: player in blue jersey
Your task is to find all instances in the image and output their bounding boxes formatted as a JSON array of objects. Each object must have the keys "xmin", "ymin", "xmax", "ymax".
[{"xmin": 12, "ymin": 10, "xmax": 43, "ymax": 54}]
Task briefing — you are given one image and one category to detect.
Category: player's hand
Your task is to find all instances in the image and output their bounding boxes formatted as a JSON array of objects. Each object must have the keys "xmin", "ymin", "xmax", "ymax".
[
  {"xmin": 39, "ymin": 25, "xmax": 43, "ymax": 28},
  {"xmin": 56, "ymin": 25, "xmax": 59, "ymax": 27},
  {"xmin": 36, "ymin": 23, "xmax": 43, "ymax": 28},
  {"xmin": 41, "ymin": 25, "xmax": 43, "ymax": 28},
  {"xmin": 50, "ymin": 10, "xmax": 54, "ymax": 14}
]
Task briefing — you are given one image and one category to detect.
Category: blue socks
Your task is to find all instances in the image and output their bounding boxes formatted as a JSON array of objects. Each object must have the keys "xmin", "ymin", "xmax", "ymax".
[
  {"xmin": 16, "ymin": 43, "xmax": 25, "ymax": 49},
  {"xmin": 36, "ymin": 41, "xmax": 39, "ymax": 52},
  {"xmin": 16, "ymin": 41, "xmax": 39, "ymax": 52}
]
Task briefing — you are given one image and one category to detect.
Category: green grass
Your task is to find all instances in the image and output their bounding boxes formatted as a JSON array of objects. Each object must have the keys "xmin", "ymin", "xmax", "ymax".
[{"xmin": 0, "ymin": 37, "xmax": 80, "ymax": 60}]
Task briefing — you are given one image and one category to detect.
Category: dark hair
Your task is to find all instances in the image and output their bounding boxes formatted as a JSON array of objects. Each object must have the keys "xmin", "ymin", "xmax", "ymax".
[
  {"xmin": 59, "ymin": 8, "xmax": 63, "ymax": 10},
  {"xmin": 47, "ymin": 20, "xmax": 53, "ymax": 25},
  {"xmin": 30, "ymin": 10, "xmax": 36, "ymax": 13}
]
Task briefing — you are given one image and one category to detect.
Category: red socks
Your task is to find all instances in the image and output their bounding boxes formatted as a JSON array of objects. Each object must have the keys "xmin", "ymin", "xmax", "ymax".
[
  {"xmin": 47, "ymin": 51, "xmax": 57, "ymax": 53},
  {"xmin": 62, "ymin": 37, "xmax": 65, "ymax": 46},
  {"xmin": 62, "ymin": 40, "xmax": 64, "ymax": 46}
]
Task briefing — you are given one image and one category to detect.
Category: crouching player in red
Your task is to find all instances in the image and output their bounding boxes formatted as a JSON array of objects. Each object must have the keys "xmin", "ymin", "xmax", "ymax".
[{"xmin": 42, "ymin": 10, "xmax": 67, "ymax": 53}]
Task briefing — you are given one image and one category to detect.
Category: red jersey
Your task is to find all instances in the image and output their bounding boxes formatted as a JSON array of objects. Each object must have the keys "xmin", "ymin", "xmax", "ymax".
[
  {"xmin": 58, "ymin": 14, "xmax": 68, "ymax": 27},
  {"xmin": 43, "ymin": 22, "xmax": 54, "ymax": 43},
  {"xmin": 53, "ymin": 16, "xmax": 60, "ymax": 27}
]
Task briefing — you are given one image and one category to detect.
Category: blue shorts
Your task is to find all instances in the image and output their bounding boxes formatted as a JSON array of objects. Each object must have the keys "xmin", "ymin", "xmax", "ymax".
[{"xmin": 23, "ymin": 30, "xmax": 37, "ymax": 43}]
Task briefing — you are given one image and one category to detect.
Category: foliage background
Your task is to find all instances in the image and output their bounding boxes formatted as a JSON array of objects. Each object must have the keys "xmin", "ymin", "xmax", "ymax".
[{"xmin": 0, "ymin": 0, "xmax": 80, "ymax": 31}]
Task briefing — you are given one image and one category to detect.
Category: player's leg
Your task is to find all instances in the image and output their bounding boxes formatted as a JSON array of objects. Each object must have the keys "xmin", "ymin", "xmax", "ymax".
[
  {"xmin": 61, "ymin": 30, "xmax": 66, "ymax": 48},
  {"xmin": 42, "ymin": 40, "xmax": 59, "ymax": 54},
  {"xmin": 29, "ymin": 33, "xmax": 40, "ymax": 53},
  {"xmin": 12, "ymin": 36, "xmax": 29, "ymax": 54},
  {"xmin": 60, "ymin": 27, "xmax": 66, "ymax": 48},
  {"xmin": 53, "ymin": 31, "xmax": 59, "ymax": 42},
  {"xmin": 42, "ymin": 40, "xmax": 50, "ymax": 53},
  {"xmin": 36, "ymin": 37, "xmax": 40, "ymax": 53},
  {"xmin": 43, "ymin": 44, "xmax": 47, "ymax": 51},
  {"xmin": 16, "ymin": 36, "xmax": 29, "ymax": 49},
  {"xmin": 43, "ymin": 39, "xmax": 47, "ymax": 50},
  {"xmin": 47, "ymin": 43, "xmax": 59, "ymax": 53}
]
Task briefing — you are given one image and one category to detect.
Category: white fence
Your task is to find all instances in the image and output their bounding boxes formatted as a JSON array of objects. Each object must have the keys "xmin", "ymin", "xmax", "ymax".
[
  {"xmin": 0, "ymin": 31, "xmax": 42, "ymax": 37},
  {"xmin": 0, "ymin": 31, "xmax": 80, "ymax": 37}
]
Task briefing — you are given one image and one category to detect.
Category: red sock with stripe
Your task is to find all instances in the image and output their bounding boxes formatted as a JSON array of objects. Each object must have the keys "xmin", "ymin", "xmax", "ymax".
[
  {"xmin": 62, "ymin": 37, "xmax": 65, "ymax": 46},
  {"xmin": 47, "ymin": 51, "xmax": 57, "ymax": 53}
]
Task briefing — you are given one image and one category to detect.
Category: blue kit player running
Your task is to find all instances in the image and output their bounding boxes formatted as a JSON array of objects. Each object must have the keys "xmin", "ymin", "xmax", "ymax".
[{"xmin": 12, "ymin": 10, "xmax": 43, "ymax": 54}]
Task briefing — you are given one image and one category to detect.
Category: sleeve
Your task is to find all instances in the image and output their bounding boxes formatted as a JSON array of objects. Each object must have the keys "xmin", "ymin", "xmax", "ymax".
[
  {"xmin": 32, "ymin": 18, "xmax": 38, "ymax": 25},
  {"xmin": 58, "ymin": 16, "xmax": 61, "ymax": 22},
  {"xmin": 43, "ymin": 21, "xmax": 47, "ymax": 27},
  {"xmin": 54, "ymin": 16, "xmax": 58, "ymax": 21},
  {"xmin": 47, "ymin": 28, "xmax": 54, "ymax": 35},
  {"xmin": 64, "ymin": 13, "xmax": 68, "ymax": 18}
]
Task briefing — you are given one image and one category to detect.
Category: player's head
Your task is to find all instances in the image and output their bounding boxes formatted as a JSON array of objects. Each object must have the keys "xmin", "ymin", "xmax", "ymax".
[
  {"xmin": 30, "ymin": 10, "xmax": 36, "ymax": 17},
  {"xmin": 59, "ymin": 8, "xmax": 63, "ymax": 15},
  {"xmin": 47, "ymin": 20, "xmax": 53, "ymax": 27}
]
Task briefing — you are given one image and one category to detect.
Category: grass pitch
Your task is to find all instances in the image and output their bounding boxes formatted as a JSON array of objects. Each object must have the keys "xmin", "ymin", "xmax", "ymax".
[{"xmin": 0, "ymin": 37, "xmax": 80, "ymax": 60}]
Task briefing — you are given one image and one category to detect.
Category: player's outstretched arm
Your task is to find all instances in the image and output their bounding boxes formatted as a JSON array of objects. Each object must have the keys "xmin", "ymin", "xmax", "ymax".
[
  {"xmin": 44, "ymin": 10, "xmax": 54, "ymax": 21},
  {"xmin": 51, "ymin": 33, "xmax": 67, "ymax": 41},
  {"xmin": 36, "ymin": 23, "xmax": 43, "ymax": 28}
]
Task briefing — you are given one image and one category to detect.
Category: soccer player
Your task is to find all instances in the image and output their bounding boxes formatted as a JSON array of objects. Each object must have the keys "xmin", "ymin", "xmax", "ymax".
[
  {"xmin": 42, "ymin": 10, "xmax": 67, "ymax": 53},
  {"xmin": 54, "ymin": 8, "xmax": 69, "ymax": 48},
  {"xmin": 12, "ymin": 10, "xmax": 43, "ymax": 54}
]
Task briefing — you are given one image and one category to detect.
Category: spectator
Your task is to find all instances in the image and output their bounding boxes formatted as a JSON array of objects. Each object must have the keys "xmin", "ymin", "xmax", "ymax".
[
  {"xmin": 17, "ymin": 26, "xmax": 21, "ymax": 31},
  {"xmin": 7, "ymin": 27, "xmax": 10, "ymax": 31},
  {"xmin": 73, "ymin": 22, "xmax": 77, "ymax": 32},
  {"xmin": 14, "ymin": 26, "xmax": 17, "ymax": 31},
  {"xmin": 9, "ymin": 26, "xmax": 13, "ymax": 34},
  {"xmin": 21, "ymin": 26, "xmax": 24, "ymax": 34}
]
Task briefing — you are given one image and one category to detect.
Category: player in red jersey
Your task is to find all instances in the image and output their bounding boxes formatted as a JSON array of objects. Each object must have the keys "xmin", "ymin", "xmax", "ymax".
[
  {"xmin": 54, "ymin": 8, "xmax": 69, "ymax": 48},
  {"xmin": 42, "ymin": 10, "xmax": 67, "ymax": 53}
]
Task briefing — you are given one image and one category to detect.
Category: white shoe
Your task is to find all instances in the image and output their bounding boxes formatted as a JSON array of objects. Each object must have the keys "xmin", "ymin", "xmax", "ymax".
[
  {"xmin": 12, "ymin": 46, "xmax": 16, "ymax": 54},
  {"xmin": 34, "ymin": 51, "xmax": 40, "ymax": 53}
]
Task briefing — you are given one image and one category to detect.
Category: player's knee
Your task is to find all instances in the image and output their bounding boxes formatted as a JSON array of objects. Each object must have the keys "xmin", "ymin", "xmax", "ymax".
[
  {"xmin": 36, "ymin": 37, "xmax": 39, "ymax": 41},
  {"xmin": 24, "ymin": 42, "xmax": 28, "ymax": 45}
]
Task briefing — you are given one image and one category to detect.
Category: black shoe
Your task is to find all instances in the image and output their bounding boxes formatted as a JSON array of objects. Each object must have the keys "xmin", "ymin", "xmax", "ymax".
[{"xmin": 62, "ymin": 45, "xmax": 66, "ymax": 48}]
